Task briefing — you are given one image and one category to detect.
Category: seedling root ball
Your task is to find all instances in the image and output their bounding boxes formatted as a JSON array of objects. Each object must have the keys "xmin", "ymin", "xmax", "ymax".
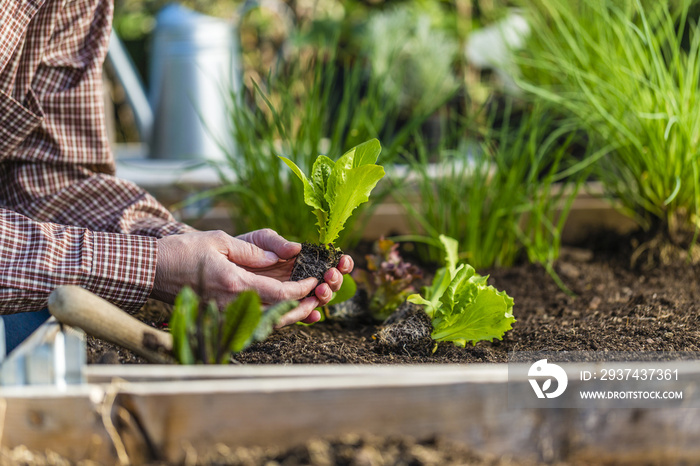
[
  {"xmin": 374, "ymin": 302, "xmax": 433, "ymax": 356},
  {"xmin": 290, "ymin": 243, "xmax": 343, "ymax": 294}
]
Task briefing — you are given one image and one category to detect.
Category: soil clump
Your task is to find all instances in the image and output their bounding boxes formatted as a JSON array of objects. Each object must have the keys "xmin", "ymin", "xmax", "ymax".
[
  {"xmin": 290, "ymin": 243, "xmax": 342, "ymax": 294},
  {"xmin": 373, "ymin": 301, "xmax": 434, "ymax": 356}
]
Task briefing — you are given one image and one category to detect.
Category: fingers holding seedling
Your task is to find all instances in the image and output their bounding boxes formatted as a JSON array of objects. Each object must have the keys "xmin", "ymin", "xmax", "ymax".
[
  {"xmin": 237, "ymin": 228, "xmax": 301, "ymax": 260},
  {"xmin": 301, "ymin": 309, "xmax": 322, "ymax": 324},
  {"xmin": 314, "ymin": 282, "xmax": 333, "ymax": 304},
  {"xmin": 275, "ymin": 297, "xmax": 321, "ymax": 328},
  {"xmin": 168, "ymin": 139, "xmax": 383, "ymax": 341},
  {"xmin": 244, "ymin": 274, "xmax": 317, "ymax": 304},
  {"xmin": 337, "ymin": 255, "xmax": 354, "ymax": 275},
  {"xmin": 324, "ymin": 268, "xmax": 342, "ymax": 292}
]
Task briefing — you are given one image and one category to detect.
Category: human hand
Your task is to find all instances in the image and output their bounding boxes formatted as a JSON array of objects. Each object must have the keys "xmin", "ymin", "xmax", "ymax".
[
  {"xmin": 151, "ymin": 229, "xmax": 353, "ymax": 326},
  {"xmin": 236, "ymin": 229, "xmax": 354, "ymax": 326}
]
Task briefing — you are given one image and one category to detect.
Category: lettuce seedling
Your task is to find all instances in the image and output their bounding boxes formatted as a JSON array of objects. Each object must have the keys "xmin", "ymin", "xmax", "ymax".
[
  {"xmin": 279, "ymin": 139, "xmax": 386, "ymax": 283},
  {"xmin": 170, "ymin": 287, "xmax": 295, "ymax": 364},
  {"xmin": 408, "ymin": 235, "xmax": 515, "ymax": 347}
]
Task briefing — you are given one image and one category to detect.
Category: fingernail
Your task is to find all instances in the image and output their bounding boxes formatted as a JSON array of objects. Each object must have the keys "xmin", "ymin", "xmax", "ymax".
[{"xmin": 265, "ymin": 251, "xmax": 280, "ymax": 262}]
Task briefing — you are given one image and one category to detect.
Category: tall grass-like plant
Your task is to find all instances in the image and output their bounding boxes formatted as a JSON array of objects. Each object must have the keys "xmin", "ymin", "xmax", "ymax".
[
  {"xmin": 204, "ymin": 35, "xmax": 441, "ymax": 247},
  {"xmin": 402, "ymin": 102, "xmax": 585, "ymax": 274},
  {"xmin": 517, "ymin": 0, "xmax": 700, "ymax": 252}
]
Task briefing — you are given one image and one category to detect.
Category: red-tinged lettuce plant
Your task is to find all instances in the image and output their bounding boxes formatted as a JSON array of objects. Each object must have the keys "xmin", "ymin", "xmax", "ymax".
[
  {"xmin": 354, "ymin": 238, "xmax": 423, "ymax": 321},
  {"xmin": 169, "ymin": 287, "xmax": 295, "ymax": 364},
  {"xmin": 279, "ymin": 138, "xmax": 386, "ymax": 285},
  {"xmin": 408, "ymin": 235, "xmax": 515, "ymax": 347}
]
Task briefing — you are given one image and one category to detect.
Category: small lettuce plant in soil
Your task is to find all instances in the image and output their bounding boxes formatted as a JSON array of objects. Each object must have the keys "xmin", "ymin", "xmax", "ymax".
[
  {"xmin": 279, "ymin": 138, "xmax": 386, "ymax": 287},
  {"xmin": 376, "ymin": 235, "xmax": 515, "ymax": 354},
  {"xmin": 410, "ymin": 235, "xmax": 515, "ymax": 346},
  {"xmin": 169, "ymin": 287, "xmax": 295, "ymax": 364}
]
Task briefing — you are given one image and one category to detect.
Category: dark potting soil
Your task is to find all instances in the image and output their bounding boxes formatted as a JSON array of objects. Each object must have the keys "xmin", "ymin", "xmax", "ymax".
[
  {"xmin": 86, "ymin": 233, "xmax": 700, "ymax": 365},
  {"xmin": 232, "ymin": 240, "xmax": 700, "ymax": 364}
]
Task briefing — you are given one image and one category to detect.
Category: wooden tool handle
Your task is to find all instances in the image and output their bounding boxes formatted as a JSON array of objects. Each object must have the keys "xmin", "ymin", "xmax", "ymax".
[{"xmin": 49, "ymin": 285, "xmax": 174, "ymax": 364}]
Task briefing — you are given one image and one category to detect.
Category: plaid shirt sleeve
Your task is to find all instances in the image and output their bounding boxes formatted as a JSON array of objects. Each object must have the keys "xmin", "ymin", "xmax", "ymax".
[
  {"xmin": 0, "ymin": 0, "xmax": 194, "ymax": 314},
  {"xmin": 0, "ymin": 209, "xmax": 158, "ymax": 314}
]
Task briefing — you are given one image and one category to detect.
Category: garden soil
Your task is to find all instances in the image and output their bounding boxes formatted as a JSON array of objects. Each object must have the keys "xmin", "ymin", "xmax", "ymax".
[
  {"xmin": 87, "ymin": 232, "xmax": 700, "ymax": 365},
  {"xmin": 0, "ymin": 434, "xmax": 545, "ymax": 466}
]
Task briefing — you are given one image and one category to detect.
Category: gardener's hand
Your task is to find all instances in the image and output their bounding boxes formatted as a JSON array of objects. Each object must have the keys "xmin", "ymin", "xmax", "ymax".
[
  {"xmin": 236, "ymin": 229, "xmax": 354, "ymax": 326},
  {"xmin": 151, "ymin": 230, "xmax": 353, "ymax": 326}
]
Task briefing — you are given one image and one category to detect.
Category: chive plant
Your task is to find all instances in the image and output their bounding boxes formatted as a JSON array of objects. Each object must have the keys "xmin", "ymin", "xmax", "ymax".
[
  {"xmin": 401, "ymin": 101, "xmax": 584, "ymax": 276},
  {"xmin": 518, "ymin": 0, "xmax": 700, "ymax": 250}
]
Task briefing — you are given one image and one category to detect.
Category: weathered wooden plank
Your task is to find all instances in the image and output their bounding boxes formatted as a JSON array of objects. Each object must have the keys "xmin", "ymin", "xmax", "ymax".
[
  {"xmin": 117, "ymin": 375, "xmax": 518, "ymax": 463},
  {"xmin": 85, "ymin": 363, "xmax": 505, "ymax": 384},
  {"xmin": 112, "ymin": 363, "xmax": 700, "ymax": 463},
  {"xmin": 2, "ymin": 363, "xmax": 700, "ymax": 464},
  {"xmin": 0, "ymin": 386, "xmax": 114, "ymax": 463}
]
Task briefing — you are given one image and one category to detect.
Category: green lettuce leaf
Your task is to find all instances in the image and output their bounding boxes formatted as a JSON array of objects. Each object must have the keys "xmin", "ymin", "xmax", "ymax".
[
  {"xmin": 279, "ymin": 139, "xmax": 385, "ymax": 245},
  {"xmin": 325, "ymin": 165, "xmax": 385, "ymax": 245},
  {"xmin": 278, "ymin": 155, "xmax": 327, "ymax": 236},
  {"xmin": 407, "ymin": 234, "xmax": 463, "ymax": 319},
  {"xmin": 439, "ymin": 234, "xmax": 460, "ymax": 278},
  {"xmin": 430, "ymin": 264, "xmax": 515, "ymax": 347},
  {"xmin": 408, "ymin": 235, "xmax": 515, "ymax": 347}
]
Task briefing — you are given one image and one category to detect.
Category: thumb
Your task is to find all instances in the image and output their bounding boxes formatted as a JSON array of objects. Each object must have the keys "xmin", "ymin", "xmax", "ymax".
[{"xmin": 227, "ymin": 237, "xmax": 280, "ymax": 267}]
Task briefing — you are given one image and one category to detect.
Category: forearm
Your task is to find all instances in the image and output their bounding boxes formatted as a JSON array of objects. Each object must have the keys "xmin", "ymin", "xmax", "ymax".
[{"xmin": 0, "ymin": 209, "xmax": 157, "ymax": 314}]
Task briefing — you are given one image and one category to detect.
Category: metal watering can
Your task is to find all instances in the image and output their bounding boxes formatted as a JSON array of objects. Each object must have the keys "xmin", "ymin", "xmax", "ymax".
[{"xmin": 108, "ymin": 1, "xmax": 292, "ymax": 161}]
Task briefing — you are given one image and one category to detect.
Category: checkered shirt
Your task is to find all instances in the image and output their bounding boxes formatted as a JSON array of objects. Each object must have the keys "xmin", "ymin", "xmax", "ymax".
[{"xmin": 0, "ymin": 0, "xmax": 192, "ymax": 315}]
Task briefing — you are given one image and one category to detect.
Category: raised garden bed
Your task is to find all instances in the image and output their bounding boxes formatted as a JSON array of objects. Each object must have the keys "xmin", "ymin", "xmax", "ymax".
[
  {"xmin": 3, "ymin": 363, "xmax": 700, "ymax": 464},
  {"xmin": 235, "ymin": 242, "xmax": 700, "ymax": 364},
  {"xmin": 7, "ymin": 161, "xmax": 700, "ymax": 464},
  {"xmin": 3, "ymin": 233, "xmax": 700, "ymax": 464},
  {"xmin": 64, "ymin": 197, "xmax": 700, "ymax": 464}
]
